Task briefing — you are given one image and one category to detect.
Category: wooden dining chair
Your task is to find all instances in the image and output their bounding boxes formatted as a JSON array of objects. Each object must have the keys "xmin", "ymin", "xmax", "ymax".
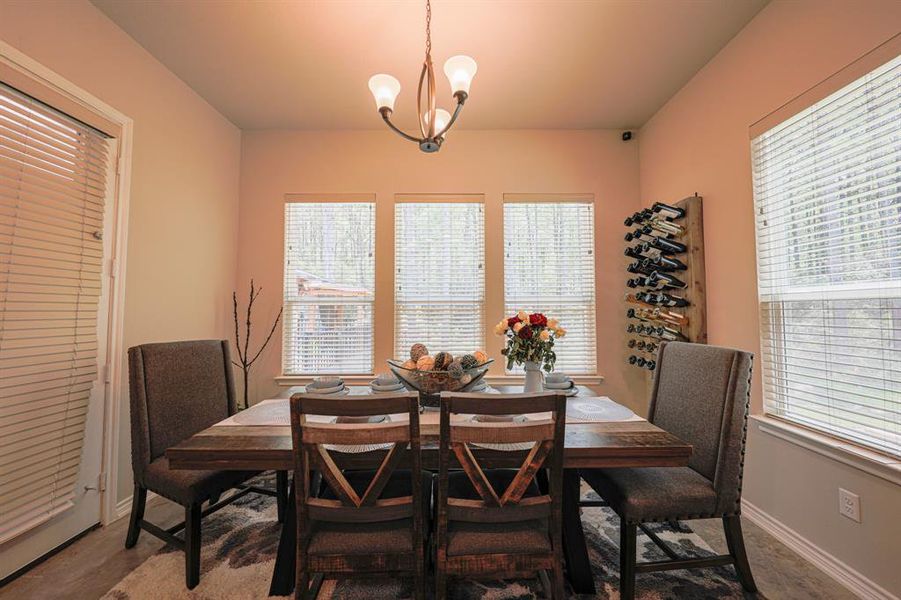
[
  {"xmin": 289, "ymin": 391, "xmax": 428, "ymax": 600},
  {"xmin": 435, "ymin": 391, "xmax": 567, "ymax": 600},
  {"xmin": 125, "ymin": 340, "xmax": 288, "ymax": 589},
  {"xmin": 580, "ymin": 341, "xmax": 756, "ymax": 600}
]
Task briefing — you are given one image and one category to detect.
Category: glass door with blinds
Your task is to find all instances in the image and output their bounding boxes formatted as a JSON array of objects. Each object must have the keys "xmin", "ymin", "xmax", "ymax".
[
  {"xmin": 752, "ymin": 54, "xmax": 900, "ymax": 457},
  {"xmin": 394, "ymin": 197, "xmax": 485, "ymax": 359},
  {"xmin": 0, "ymin": 81, "xmax": 117, "ymax": 566},
  {"xmin": 503, "ymin": 198, "xmax": 597, "ymax": 374}
]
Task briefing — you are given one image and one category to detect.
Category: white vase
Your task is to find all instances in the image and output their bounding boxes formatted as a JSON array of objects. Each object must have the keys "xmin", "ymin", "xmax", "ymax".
[{"xmin": 523, "ymin": 361, "xmax": 544, "ymax": 393}]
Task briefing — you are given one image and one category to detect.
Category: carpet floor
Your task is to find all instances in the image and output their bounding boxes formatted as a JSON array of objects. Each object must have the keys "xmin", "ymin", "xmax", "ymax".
[{"xmin": 102, "ymin": 481, "xmax": 748, "ymax": 599}]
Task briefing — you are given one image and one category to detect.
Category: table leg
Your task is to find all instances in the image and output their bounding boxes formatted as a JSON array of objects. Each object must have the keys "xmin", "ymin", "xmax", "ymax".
[
  {"xmin": 562, "ymin": 469, "xmax": 596, "ymax": 594},
  {"xmin": 269, "ymin": 480, "xmax": 296, "ymax": 596}
]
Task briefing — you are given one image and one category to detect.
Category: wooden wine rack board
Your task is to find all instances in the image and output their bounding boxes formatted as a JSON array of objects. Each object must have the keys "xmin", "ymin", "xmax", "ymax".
[
  {"xmin": 676, "ymin": 194, "xmax": 707, "ymax": 344},
  {"xmin": 624, "ymin": 194, "xmax": 707, "ymax": 373}
]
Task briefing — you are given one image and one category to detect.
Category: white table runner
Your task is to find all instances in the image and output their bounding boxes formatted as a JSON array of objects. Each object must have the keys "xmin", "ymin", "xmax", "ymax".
[{"xmin": 217, "ymin": 396, "xmax": 643, "ymax": 427}]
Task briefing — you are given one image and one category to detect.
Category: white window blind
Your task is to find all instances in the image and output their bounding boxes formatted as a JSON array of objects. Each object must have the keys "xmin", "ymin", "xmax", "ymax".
[
  {"xmin": 0, "ymin": 82, "xmax": 113, "ymax": 542},
  {"xmin": 752, "ymin": 55, "xmax": 901, "ymax": 458},
  {"xmin": 504, "ymin": 200, "xmax": 597, "ymax": 374},
  {"xmin": 283, "ymin": 201, "xmax": 375, "ymax": 374},
  {"xmin": 394, "ymin": 200, "xmax": 485, "ymax": 359}
]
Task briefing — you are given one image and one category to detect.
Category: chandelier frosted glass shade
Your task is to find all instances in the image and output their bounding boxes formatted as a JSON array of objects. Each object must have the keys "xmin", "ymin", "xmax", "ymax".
[
  {"xmin": 368, "ymin": 74, "xmax": 401, "ymax": 111},
  {"xmin": 443, "ymin": 55, "xmax": 478, "ymax": 95},
  {"xmin": 426, "ymin": 108, "xmax": 452, "ymax": 136}
]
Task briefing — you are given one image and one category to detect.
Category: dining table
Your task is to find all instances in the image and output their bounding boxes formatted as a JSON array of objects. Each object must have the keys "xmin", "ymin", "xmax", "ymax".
[{"xmin": 166, "ymin": 385, "xmax": 691, "ymax": 596}]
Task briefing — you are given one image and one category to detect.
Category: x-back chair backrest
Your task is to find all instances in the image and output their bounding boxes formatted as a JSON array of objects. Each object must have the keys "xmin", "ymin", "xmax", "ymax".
[
  {"xmin": 289, "ymin": 392, "xmax": 422, "ymax": 524},
  {"xmin": 438, "ymin": 392, "xmax": 567, "ymax": 526}
]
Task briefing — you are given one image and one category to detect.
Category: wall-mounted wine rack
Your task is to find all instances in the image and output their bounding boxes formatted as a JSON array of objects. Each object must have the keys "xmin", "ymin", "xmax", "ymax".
[{"xmin": 623, "ymin": 194, "xmax": 707, "ymax": 372}]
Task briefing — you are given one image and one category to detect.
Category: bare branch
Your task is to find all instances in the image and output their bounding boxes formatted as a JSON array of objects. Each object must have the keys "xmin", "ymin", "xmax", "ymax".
[
  {"xmin": 247, "ymin": 306, "xmax": 283, "ymax": 367},
  {"xmin": 244, "ymin": 279, "xmax": 253, "ymax": 366},
  {"xmin": 232, "ymin": 291, "xmax": 245, "ymax": 364}
]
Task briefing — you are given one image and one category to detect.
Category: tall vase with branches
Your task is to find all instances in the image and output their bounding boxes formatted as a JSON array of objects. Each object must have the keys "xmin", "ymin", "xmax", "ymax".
[{"xmin": 233, "ymin": 279, "xmax": 283, "ymax": 410}]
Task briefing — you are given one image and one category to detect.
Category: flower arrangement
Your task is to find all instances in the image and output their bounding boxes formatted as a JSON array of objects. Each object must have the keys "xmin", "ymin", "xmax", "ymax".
[{"xmin": 494, "ymin": 311, "xmax": 566, "ymax": 372}]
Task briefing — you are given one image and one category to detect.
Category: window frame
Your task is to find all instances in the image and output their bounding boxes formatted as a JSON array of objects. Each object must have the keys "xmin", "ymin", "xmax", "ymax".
[
  {"xmin": 277, "ymin": 192, "xmax": 603, "ymax": 384},
  {"xmin": 392, "ymin": 194, "xmax": 487, "ymax": 361},
  {"xmin": 501, "ymin": 194, "xmax": 599, "ymax": 375},
  {"xmin": 281, "ymin": 194, "xmax": 377, "ymax": 376},
  {"xmin": 750, "ymin": 37, "xmax": 901, "ymax": 459}
]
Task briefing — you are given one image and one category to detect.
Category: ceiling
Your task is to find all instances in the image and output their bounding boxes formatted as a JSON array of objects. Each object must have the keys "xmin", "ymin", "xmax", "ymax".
[{"xmin": 91, "ymin": 0, "xmax": 768, "ymax": 131}]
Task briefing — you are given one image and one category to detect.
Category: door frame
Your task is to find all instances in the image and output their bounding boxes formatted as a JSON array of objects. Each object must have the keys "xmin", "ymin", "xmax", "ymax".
[{"xmin": 0, "ymin": 40, "xmax": 133, "ymax": 527}]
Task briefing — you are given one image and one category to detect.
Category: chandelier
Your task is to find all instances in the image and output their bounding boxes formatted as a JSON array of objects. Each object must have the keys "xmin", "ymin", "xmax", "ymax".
[{"xmin": 367, "ymin": 0, "xmax": 477, "ymax": 153}]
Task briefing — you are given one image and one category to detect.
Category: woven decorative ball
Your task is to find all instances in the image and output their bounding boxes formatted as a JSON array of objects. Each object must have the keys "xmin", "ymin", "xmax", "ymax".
[
  {"xmin": 402, "ymin": 359, "xmax": 417, "ymax": 370},
  {"xmin": 416, "ymin": 354, "xmax": 435, "ymax": 371},
  {"xmin": 447, "ymin": 359, "xmax": 464, "ymax": 379},
  {"xmin": 459, "ymin": 354, "xmax": 478, "ymax": 370},
  {"xmin": 473, "ymin": 350, "xmax": 489, "ymax": 365},
  {"xmin": 410, "ymin": 343, "xmax": 429, "ymax": 362},
  {"xmin": 434, "ymin": 351, "xmax": 453, "ymax": 370}
]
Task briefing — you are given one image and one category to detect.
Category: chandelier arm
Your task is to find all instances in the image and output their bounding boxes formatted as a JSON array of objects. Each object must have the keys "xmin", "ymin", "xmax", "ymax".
[
  {"xmin": 380, "ymin": 108, "xmax": 422, "ymax": 144},
  {"xmin": 416, "ymin": 61, "xmax": 428, "ymax": 139},
  {"xmin": 434, "ymin": 96, "xmax": 466, "ymax": 139}
]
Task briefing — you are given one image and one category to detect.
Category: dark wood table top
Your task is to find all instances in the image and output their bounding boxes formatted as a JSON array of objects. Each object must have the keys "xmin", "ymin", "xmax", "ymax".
[{"xmin": 167, "ymin": 387, "xmax": 691, "ymax": 471}]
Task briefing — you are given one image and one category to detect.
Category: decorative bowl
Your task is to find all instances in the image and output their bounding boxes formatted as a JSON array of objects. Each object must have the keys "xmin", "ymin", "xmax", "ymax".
[{"xmin": 386, "ymin": 358, "xmax": 493, "ymax": 408}]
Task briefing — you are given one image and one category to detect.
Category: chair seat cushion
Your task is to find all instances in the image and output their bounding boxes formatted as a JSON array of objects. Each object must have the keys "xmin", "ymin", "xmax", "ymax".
[
  {"xmin": 445, "ymin": 469, "xmax": 550, "ymax": 557},
  {"xmin": 142, "ymin": 456, "xmax": 257, "ymax": 505},
  {"xmin": 310, "ymin": 469, "xmax": 432, "ymax": 556},
  {"xmin": 580, "ymin": 466, "xmax": 717, "ymax": 524}
]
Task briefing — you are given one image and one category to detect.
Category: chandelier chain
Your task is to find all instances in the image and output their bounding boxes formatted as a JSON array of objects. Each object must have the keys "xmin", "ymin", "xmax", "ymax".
[{"xmin": 425, "ymin": 0, "xmax": 432, "ymax": 57}]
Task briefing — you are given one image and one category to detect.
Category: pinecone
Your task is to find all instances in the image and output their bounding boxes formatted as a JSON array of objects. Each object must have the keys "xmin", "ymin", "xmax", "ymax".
[
  {"xmin": 434, "ymin": 351, "xmax": 453, "ymax": 370},
  {"xmin": 410, "ymin": 343, "xmax": 429, "ymax": 362},
  {"xmin": 447, "ymin": 359, "xmax": 464, "ymax": 379},
  {"xmin": 459, "ymin": 354, "xmax": 478, "ymax": 370}
]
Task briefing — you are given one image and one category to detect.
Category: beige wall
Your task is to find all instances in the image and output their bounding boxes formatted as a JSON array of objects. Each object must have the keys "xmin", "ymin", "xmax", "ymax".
[
  {"xmin": 0, "ymin": 0, "xmax": 242, "ymax": 504},
  {"xmin": 238, "ymin": 129, "xmax": 644, "ymax": 410},
  {"xmin": 638, "ymin": 0, "xmax": 901, "ymax": 593}
]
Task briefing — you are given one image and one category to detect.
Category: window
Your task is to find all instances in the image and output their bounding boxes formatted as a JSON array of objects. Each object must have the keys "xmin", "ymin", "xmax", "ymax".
[
  {"xmin": 0, "ymin": 82, "xmax": 115, "ymax": 542},
  {"xmin": 503, "ymin": 197, "xmax": 597, "ymax": 374},
  {"xmin": 752, "ymin": 55, "xmax": 900, "ymax": 457},
  {"xmin": 282, "ymin": 199, "xmax": 375, "ymax": 374},
  {"xmin": 394, "ymin": 198, "xmax": 485, "ymax": 358}
]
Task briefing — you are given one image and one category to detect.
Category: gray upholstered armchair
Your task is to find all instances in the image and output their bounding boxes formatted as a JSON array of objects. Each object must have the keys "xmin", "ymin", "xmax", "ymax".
[
  {"xmin": 580, "ymin": 341, "xmax": 756, "ymax": 599},
  {"xmin": 125, "ymin": 340, "xmax": 287, "ymax": 589}
]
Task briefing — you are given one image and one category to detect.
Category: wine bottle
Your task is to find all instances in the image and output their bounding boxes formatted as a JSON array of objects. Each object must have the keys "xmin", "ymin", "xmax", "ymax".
[
  {"xmin": 626, "ymin": 261, "xmax": 655, "ymax": 276},
  {"xmin": 652, "ymin": 201, "xmax": 686, "ymax": 220},
  {"xmin": 641, "ymin": 254, "xmax": 687, "ymax": 272},
  {"xmin": 623, "ymin": 209, "xmax": 654, "ymax": 227},
  {"xmin": 645, "ymin": 359, "xmax": 657, "ymax": 371},
  {"xmin": 649, "ymin": 218, "xmax": 685, "ymax": 237},
  {"xmin": 627, "ymin": 338, "xmax": 638, "ymax": 348},
  {"xmin": 647, "ymin": 270, "xmax": 687, "ymax": 289},
  {"xmin": 637, "ymin": 341, "xmax": 658, "ymax": 353},
  {"xmin": 633, "ymin": 224, "xmax": 675, "ymax": 240},
  {"xmin": 641, "ymin": 291, "xmax": 689, "ymax": 307},
  {"xmin": 625, "ymin": 230, "xmax": 687, "ymax": 255}
]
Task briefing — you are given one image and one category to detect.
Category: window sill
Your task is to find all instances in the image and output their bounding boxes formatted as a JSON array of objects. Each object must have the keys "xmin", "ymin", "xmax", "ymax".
[
  {"xmin": 276, "ymin": 375, "xmax": 376, "ymax": 387},
  {"xmin": 750, "ymin": 415, "xmax": 901, "ymax": 486},
  {"xmin": 275, "ymin": 373, "xmax": 605, "ymax": 387}
]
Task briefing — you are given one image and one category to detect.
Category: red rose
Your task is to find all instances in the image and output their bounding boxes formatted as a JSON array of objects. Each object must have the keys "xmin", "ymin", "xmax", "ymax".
[
  {"xmin": 507, "ymin": 316, "xmax": 521, "ymax": 327},
  {"xmin": 529, "ymin": 313, "xmax": 548, "ymax": 327},
  {"xmin": 518, "ymin": 325, "xmax": 533, "ymax": 339}
]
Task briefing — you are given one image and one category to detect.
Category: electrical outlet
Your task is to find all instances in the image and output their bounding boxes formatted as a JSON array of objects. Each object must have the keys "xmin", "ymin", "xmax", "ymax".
[{"xmin": 838, "ymin": 488, "xmax": 860, "ymax": 523}]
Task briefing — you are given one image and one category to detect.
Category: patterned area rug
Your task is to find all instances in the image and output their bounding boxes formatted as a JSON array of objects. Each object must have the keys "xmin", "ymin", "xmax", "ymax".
[{"xmin": 103, "ymin": 479, "xmax": 746, "ymax": 599}]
